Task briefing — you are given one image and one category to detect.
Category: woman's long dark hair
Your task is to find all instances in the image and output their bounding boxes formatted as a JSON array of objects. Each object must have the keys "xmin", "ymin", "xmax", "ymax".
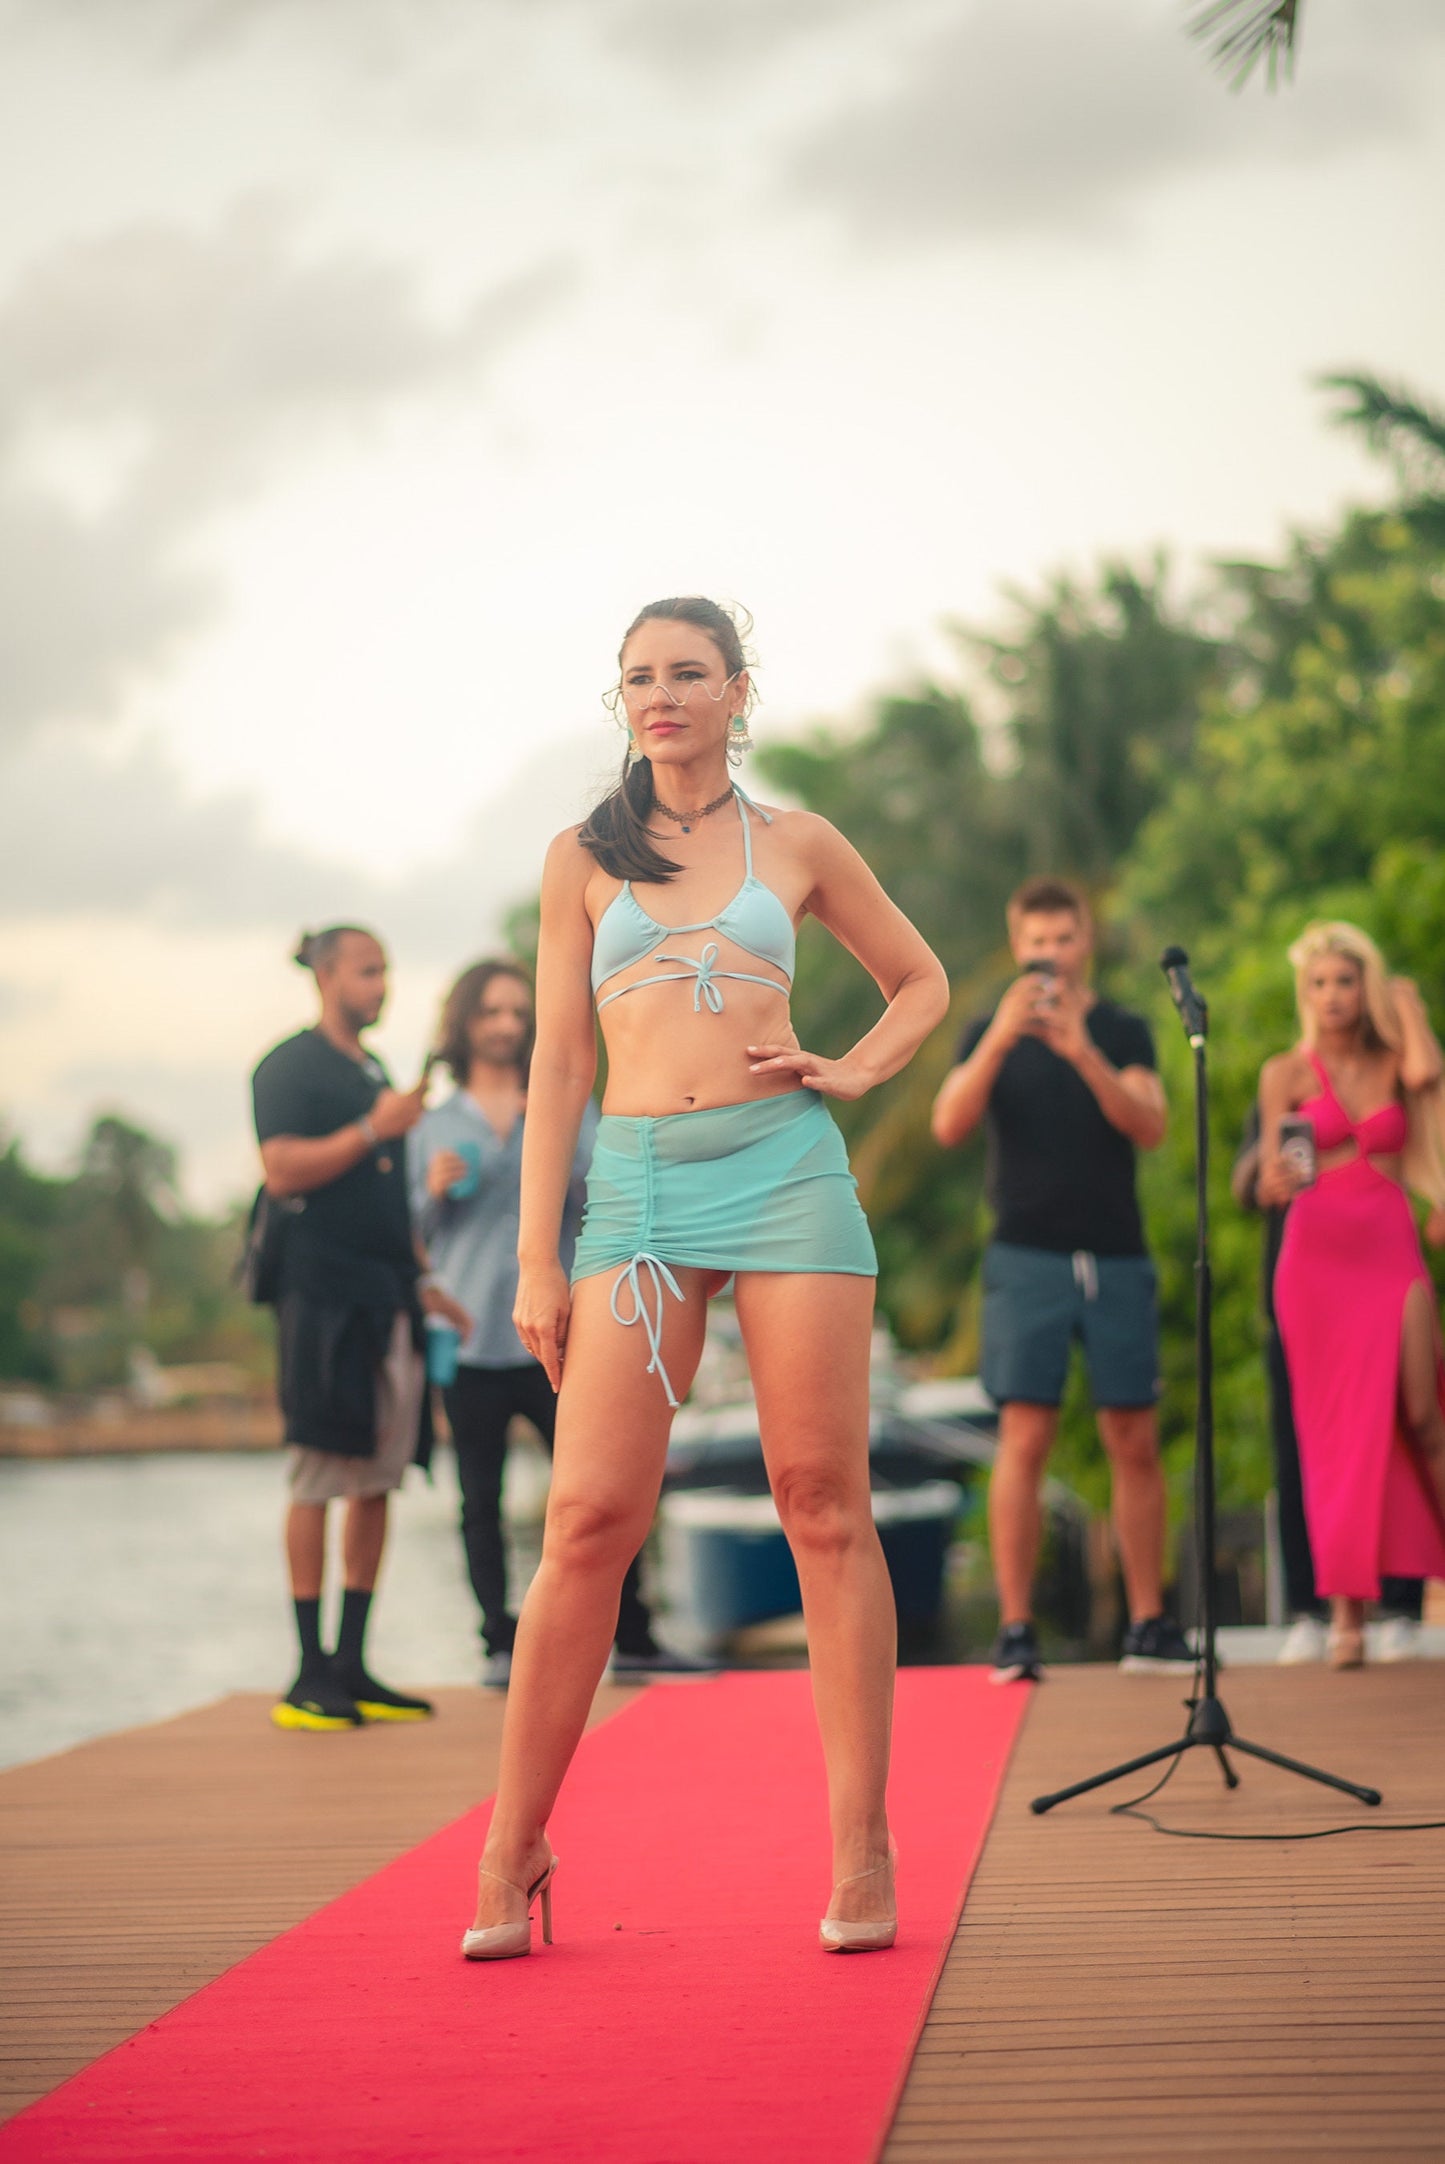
[{"xmin": 577, "ymin": 597, "xmax": 750, "ymax": 885}]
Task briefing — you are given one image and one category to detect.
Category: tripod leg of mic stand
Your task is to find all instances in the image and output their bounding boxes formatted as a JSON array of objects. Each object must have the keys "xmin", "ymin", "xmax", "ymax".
[
  {"xmin": 1030, "ymin": 1737, "xmax": 1187, "ymax": 1815},
  {"xmin": 1227, "ymin": 1735, "xmax": 1381, "ymax": 1807},
  {"xmin": 1212, "ymin": 1746, "xmax": 1239, "ymax": 1790}
]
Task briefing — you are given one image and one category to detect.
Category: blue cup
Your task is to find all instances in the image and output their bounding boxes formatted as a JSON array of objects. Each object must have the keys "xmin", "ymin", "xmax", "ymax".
[
  {"xmin": 425, "ymin": 1317, "xmax": 461, "ymax": 1387},
  {"xmin": 447, "ymin": 1140, "xmax": 482, "ymax": 1201}
]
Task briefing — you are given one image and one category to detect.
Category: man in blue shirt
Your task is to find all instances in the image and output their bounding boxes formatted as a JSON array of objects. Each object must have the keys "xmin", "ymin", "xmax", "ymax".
[{"xmin": 412, "ymin": 958, "xmax": 711, "ymax": 1685}]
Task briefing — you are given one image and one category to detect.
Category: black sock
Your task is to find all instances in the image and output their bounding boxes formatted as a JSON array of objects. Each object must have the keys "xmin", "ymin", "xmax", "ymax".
[
  {"xmin": 334, "ymin": 1587, "xmax": 373, "ymax": 1675},
  {"xmin": 293, "ymin": 1596, "xmax": 325, "ymax": 1677}
]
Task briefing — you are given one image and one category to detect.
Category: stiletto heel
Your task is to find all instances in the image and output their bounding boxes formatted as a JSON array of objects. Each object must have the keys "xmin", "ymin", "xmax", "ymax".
[
  {"xmin": 460, "ymin": 1853, "xmax": 559, "ymax": 1961},
  {"xmin": 819, "ymin": 1847, "xmax": 898, "ymax": 1953}
]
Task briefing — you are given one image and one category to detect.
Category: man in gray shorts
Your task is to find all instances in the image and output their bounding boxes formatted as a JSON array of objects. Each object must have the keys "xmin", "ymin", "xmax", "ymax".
[
  {"xmin": 252, "ymin": 924, "xmax": 469, "ymax": 1732},
  {"xmin": 932, "ymin": 877, "xmax": 1193, "ymax": 1681}
]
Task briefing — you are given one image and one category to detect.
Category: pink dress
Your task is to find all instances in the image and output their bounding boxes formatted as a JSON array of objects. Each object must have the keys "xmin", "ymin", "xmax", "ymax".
[{"xmin": 1273, "ymin": 1053, "xmax": 1445, "ymax": 1599}]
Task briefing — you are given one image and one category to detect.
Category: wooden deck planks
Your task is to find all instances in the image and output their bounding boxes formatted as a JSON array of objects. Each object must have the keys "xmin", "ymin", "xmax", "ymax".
[
  {"xmin": 883, "ymin": 1663, "xmax": 1445, "ymax": 2164},
  {"xmin": 0, "ymin": 1684, "xmax": 630, "ymax": 2124},
  {"xmin": 3, "ymin": 1665, "xmax": 1443, "ymax": 2159}
]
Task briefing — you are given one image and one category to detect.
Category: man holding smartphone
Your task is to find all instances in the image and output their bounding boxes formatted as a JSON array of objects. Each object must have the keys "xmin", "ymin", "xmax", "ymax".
[{"xmin": 932, "ymin": 877, "xmax": 1192, "ymax": 1681}]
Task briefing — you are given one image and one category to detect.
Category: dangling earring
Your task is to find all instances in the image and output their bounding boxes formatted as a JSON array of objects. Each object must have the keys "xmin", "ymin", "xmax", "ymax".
[
  {"xmin": 626, "ymin": 727, "xmax": 639, "ymax": 766},
  {"xmin": 727, "ymin": 712, "xmax": 753, "ymax": 768}
]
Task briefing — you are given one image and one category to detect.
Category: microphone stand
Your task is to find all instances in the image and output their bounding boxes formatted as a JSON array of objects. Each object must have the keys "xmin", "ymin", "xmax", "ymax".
[{"xmin": 1030, "ymin": 965, "xmax": 1381, "ymax": 1818}]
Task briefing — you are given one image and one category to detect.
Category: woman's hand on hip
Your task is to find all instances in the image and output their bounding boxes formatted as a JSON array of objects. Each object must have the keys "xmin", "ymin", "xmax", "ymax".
[
  {"xmin": 747, "ymin": 1045, "xmax": 872, "ymax": 1101},
  {"xmin": 513, "ymin": 1261, "xmax": 572, "ymax": 1392}
]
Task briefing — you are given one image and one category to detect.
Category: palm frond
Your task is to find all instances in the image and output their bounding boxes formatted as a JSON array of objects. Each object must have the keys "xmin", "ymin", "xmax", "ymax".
[
  {"xmin": 1319, "ymin": 371, "xmax": 1445, "ymax": 493},
  {"xmin": 1187, "ymin": 0, "xmax": 1301, "ymax": 92}
]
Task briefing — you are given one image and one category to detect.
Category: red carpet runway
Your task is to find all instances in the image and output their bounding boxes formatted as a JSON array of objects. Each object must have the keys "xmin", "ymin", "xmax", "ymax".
[{"xmin": 1, "ymin": 1668, "xmax": 1025, "ymax": 2164}]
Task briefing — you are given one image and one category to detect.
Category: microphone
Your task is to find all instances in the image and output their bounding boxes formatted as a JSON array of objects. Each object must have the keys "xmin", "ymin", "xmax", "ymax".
[{"xmin": 1160, "ymin": 946, "xmax": 1208, "ymax": 1046}]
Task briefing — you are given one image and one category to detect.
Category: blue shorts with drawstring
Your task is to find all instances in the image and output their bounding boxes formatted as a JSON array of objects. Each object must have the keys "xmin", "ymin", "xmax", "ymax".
[{"xmin": 980, "ymin": 1241, "xmax": 1160, "ymax": 1410}]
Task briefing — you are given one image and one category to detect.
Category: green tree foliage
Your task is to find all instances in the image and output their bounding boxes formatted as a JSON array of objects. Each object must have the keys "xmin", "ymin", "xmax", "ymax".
[
  {"xmin": 1128, "ymin": 516, "xmax": 1445, "ymax": 953},
  {"xmin": 962, "ymin": 562, "xmax": 1222, "ymax": 885},
  {"xmin": 1321, "ymin": 372, "xmax": 1445, "ymax": 496},
  {"xmin": 0, "ymin": 1137, "xmax": 66, "ymax": 1380},
  {"xmin": 0, "ymin": 1117, "xmax": 270, "ymax": 1389},
  {"xmin": 1189, "ymin": 2, "xmax": 1301, "ymax": 93}
]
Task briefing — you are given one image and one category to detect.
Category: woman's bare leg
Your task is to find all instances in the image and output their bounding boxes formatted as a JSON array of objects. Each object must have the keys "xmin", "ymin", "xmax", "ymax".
[
  {"xmin": 1400, "ymin": 1279, "xmax": 1445, "ymax": 1517},
  {"xmin": 471, "ymin": 1268, "xmax": 711, "ymax": 1928},
  {"xmin": 734, "ymin": 1272, "xmax": 895, "ymax": 1924}
]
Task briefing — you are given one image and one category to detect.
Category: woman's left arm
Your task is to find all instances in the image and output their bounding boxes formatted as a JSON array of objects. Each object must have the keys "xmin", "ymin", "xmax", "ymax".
[
  {"xmin": 748, "ymin": 816, "xmax": 950, "ymax": 1101},
  {"xmin": 1392, "ymin": 978, "xmax": 1445, "ymax": 1093}
]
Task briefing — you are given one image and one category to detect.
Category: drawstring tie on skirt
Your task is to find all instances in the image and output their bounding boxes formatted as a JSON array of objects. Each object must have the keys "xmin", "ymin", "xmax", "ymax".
[{"xmin": 609, "ymin": 1252, "xmax": 685, "ymax": 1408}]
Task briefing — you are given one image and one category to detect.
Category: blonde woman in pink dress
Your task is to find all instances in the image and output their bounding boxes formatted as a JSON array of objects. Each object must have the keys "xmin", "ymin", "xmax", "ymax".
[{"xmin": 1262, "ymin": 922, "xmax": 1445, "ymax": 1668}]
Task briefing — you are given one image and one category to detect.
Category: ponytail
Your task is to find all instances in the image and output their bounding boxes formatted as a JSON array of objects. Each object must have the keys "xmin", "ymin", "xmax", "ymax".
[{"xmin": 576, "ymin": 752, "xmax": 683, "ymax": 884}]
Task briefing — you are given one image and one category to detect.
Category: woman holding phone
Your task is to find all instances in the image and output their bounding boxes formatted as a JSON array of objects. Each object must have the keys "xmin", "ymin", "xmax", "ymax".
[
  {"xmin": 1260, "ymin": 921, "xmax": 1445, "ymax": 1667},
  {"xmin": 459, "ymin": 596, "xmax": 948, "ymax": 1960}
]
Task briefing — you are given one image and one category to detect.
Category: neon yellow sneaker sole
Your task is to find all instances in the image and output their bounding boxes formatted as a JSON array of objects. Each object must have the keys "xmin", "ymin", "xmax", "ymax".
[{"xmin": 270, "ymin": 1700, "xmax": 361, "ymax": 1732}]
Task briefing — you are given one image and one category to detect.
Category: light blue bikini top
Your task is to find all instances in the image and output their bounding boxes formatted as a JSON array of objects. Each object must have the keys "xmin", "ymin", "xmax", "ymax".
[{"xmin": 591, "ymin": 786, "xmax": 796, "ymax": 1014}]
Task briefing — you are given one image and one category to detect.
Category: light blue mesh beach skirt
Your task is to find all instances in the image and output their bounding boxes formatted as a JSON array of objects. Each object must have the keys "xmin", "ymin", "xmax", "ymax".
[{"xmin": 571, "ymin": 1089, "xmax": 876, "ymax": 1405}]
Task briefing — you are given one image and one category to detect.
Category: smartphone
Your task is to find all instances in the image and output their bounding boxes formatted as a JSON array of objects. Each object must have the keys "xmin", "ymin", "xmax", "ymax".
[
  {"xmin": 1279, "ymin": 1114, "xmax": 1317, "ymax": 1189},
  {"xmin": 1023, "ymin": 957, "xmax": 1059, "ymax": 1011}
]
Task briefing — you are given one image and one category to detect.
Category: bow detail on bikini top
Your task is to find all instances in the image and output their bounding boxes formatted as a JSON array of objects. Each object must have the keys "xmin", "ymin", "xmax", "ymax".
[
  {"xmin": 591, "ymin": 787, "xmax": 796, "ymax": 1012},
  {"xmin": 1299, "ymin": 1052, "xmax": 1408, "ymax": 1156}
]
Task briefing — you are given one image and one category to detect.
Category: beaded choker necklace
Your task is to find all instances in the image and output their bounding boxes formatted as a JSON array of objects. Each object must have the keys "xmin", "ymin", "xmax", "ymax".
[{"xmin": 650, "ymin": 785, "xmax": 734, "ymax": 836}]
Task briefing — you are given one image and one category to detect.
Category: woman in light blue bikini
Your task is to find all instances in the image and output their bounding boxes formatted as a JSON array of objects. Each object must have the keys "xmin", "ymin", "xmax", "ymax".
[{"xmin": 462, "ymin": 597, "xmax": 949, "ymax": 1960}]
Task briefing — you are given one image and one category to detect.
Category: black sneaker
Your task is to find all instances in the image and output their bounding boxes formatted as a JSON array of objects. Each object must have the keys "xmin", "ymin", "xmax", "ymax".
[
  {"xmin": 988, "ymin": 1622, "xmax": 1043, "ymax": 1684},
  {"xmin": 331, "ymin": 1664, "xmax": 435, "ymax": 1722},
  {"xmin": 271, "ymin": 1669, "xmax": 363, "ymax": 1732},
  {"xmin": 609, "ymin": 1643, "xmax": 721, "ymax": 1680},
  {"xmin": 1119, "ymin": 1616, "xmax": 1196, "ymax": 1674}
]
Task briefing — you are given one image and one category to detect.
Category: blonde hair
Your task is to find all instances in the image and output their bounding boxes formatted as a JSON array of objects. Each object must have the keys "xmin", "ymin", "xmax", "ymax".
[{"xmin": 1288, "ymin": 920, "xmax": 1445, "ymax": 1207}]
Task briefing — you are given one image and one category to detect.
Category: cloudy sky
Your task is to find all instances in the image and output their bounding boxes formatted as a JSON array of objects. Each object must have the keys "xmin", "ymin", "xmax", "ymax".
[{"xmin": 3, "ymin": 0, "xmax": 1444, "ymax": 1205}]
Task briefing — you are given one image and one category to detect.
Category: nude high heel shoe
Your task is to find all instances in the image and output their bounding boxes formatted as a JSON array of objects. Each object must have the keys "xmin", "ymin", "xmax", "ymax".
[
  {"xmin": 1327, "ymin": 1625, "xmax": 1365, "ymax": 1670},
  {"xmin": 819, "ymin": 1850, "xmax": 897, "ymax": 1953},
  {"xmin": 460, "ymin": 1854, "xmax": 558, "ymax": 1961}
]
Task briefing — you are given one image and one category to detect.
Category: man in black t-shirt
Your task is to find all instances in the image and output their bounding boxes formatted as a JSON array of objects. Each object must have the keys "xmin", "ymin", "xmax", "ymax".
[
  {"xmin": 252, "ymin": 923, "xmax": 469, "ymax": 1732},
  {"xmin": 933, "ymin": 877, "xmax": 1192, "ymax": 1682}
]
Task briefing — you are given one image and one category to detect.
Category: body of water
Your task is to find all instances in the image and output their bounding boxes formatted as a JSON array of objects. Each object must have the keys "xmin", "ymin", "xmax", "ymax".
[{"xmin": 0, "ymin": 1448, "xmax": 538, "ymax": 1771}]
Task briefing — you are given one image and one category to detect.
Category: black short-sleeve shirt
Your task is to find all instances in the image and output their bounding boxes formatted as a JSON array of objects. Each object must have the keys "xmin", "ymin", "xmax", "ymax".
[
  {"xmin": 957, "ymin": 999, "xmax": 1156, "ymax": 1257},
  {"xmin": 251, "ymin": 1029, "xmax": 414, "ymax": 1274}
]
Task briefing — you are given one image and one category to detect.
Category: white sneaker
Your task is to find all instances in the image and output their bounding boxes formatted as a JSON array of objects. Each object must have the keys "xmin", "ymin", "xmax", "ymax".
[
  {"xmin": 1374, "ymin": 1616, "xmax": 1420, "ymax": 1663},
  {"xmin": 1277, "ymin": 1615, "xmax": 1328, "ymax": 1665}
]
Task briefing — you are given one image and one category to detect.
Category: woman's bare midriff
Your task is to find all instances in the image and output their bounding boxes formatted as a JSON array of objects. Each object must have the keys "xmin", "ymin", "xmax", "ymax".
[
  {"xmin": 1316, "ymin": 1142, "xmax": 1404, "ymax": 1180},
  {"xmin": 597, "ymin": 973, "xmax": 802, "ymax": 1116}
]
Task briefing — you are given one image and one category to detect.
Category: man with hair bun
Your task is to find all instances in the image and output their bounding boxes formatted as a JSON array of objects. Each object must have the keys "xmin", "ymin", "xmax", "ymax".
[
  {"xmin": 932, "ymin": 877, "xmax": 1191, "ymax": 1683},
  {"xmin": 251, "ymin": 923, "xmax": 469, "ymax": 1731}
]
